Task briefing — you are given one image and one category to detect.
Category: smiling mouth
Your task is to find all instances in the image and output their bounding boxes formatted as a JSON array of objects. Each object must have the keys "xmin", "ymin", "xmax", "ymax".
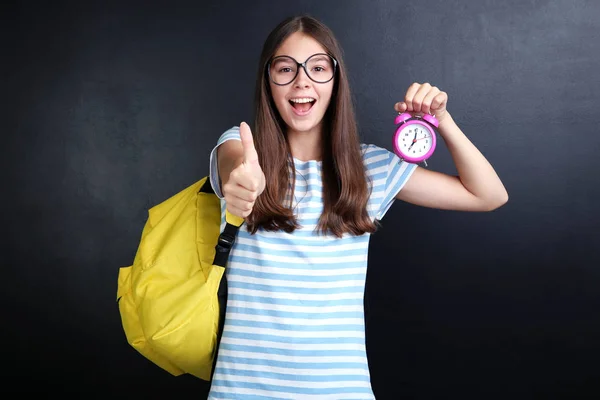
[{"xmin": 289, "ymin": 98, "xmax": 316, "ymax": 114}]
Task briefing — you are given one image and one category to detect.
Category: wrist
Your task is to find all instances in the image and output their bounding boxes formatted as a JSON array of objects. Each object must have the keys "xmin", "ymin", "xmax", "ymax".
[
  {"xmin": 436, "ymin": 110, "xmax": 452, "ymax": 128},
  {"xmin": 436, "ymin": 111, "xmax": 458, "ymax": 137}
]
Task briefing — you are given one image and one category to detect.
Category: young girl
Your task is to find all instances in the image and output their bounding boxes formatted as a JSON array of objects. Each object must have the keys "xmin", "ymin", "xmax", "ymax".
[{"xmin": 207, "ymin": 15, "xmax": 507, "ymax": 399}]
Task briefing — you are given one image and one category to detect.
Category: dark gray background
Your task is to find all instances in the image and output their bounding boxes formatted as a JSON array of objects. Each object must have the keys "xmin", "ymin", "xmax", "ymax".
[{"xmin": 3, "ymin": 0, "xmax": 599, "ymax": 398}]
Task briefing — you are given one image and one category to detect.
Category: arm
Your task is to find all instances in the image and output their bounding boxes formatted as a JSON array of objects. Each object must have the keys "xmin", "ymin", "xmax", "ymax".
[{"xmin": 394, "ymin": 83, "xmax": 508, "ymax": 212}]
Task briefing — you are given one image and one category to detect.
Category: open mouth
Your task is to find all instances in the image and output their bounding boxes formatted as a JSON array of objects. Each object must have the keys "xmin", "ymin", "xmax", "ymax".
[{"xmin": 289, "ymin": 98, "xmax": 316, "ymax": 115}]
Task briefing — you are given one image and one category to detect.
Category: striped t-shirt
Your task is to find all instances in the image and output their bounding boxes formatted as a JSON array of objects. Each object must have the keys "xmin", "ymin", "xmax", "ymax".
[{"xmin": 207, "ymin": 126, "xmax": 417, "ymax": 399}]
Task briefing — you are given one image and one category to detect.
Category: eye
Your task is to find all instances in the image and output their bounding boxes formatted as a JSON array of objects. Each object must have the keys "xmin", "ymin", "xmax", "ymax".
[{"xmin": 279, "ymin": 67, "xmax": 293, "ymax": 73}]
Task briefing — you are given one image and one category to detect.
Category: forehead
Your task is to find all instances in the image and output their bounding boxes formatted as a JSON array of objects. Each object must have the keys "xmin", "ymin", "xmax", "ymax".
[{"xmin": 274, "ymin": 32, "xmax": 328, "ymax": 61}]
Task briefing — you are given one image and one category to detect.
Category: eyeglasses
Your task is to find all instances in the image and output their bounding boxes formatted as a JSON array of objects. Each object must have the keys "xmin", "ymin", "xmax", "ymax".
[{"xmin": 267, "ymin": 53, "xmax": 337, "ymax": 86}]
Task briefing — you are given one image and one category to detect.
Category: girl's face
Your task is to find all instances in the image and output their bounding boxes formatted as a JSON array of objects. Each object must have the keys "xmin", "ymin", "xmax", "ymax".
[{"xmin": 268, "ymin": 32, "xmax": 335, "ymax": 136}]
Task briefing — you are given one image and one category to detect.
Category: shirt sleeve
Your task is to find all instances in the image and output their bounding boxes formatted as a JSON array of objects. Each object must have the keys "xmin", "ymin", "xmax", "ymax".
[
  {"xmin": 363, "ymin": 144, "xmax": 418, "ymax": 220},
  {"xmin": 378, "ymin": 152, "xmax": 417, "ymax": 219},
  {"xmin": 209, "ymin": 126, "xmax": 241, "ymax": 199}
]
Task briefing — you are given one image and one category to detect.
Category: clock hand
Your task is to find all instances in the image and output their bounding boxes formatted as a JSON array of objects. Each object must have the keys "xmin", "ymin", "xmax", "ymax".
[{"xmin": 408, "ymin": 128, "xmax": 419, "ymax": 150}]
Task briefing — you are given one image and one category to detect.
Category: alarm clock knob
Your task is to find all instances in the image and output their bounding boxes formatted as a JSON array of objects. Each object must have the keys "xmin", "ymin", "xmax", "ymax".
[
  {"xmin": 422, "ymin": 113, "xmax": 439, "ymax": 128},
  {"xmin": 394, "ymin": 112, "xmax": 413, "ymax": 125}
]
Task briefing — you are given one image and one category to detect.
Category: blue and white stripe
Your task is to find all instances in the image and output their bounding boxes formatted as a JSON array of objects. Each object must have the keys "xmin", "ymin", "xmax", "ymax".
[{"xmin": 207, "ymin": 126, "xmax": 416, "ymax": 399}]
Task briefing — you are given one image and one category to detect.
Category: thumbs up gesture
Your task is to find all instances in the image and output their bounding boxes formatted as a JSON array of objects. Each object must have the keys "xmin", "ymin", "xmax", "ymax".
[{"xmin": 222, "ymin": 122, "xmax": 266, "ymax": 218}]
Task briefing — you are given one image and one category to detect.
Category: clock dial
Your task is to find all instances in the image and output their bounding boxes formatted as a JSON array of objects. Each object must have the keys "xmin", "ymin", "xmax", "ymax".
[{"xmin": 397, "ymin": 124, "xmax": 433, "ymax": 158}]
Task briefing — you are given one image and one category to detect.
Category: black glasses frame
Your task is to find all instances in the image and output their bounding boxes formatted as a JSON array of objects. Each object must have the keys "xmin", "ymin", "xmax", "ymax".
[{"xmin": 267, "ymin": 53, "xmax": 338, "ymax": 86}]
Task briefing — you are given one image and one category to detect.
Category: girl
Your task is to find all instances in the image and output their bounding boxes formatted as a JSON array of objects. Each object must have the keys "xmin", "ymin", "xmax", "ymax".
[{"xmin": 207, "ymin": 15, "xmax": 507, "ymax": 399}]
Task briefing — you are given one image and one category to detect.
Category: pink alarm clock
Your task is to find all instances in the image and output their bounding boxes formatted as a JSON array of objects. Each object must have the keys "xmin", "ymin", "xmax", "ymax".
[{"xmin": 393, "ymin": 112, "xmax": 439, "ymax": 166}]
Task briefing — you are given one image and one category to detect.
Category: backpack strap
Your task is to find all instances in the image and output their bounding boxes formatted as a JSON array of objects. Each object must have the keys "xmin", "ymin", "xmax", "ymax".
[
  {"xmin": 198, "ymin": 177, "xmax": 245, "ymax": 268},
  {"xmin": 211, "ymin": 213, "xmax": 242, "ymax": 381},
  {"xmin": 202, "ymin": 176, "xmax": 245, "ymax": 267},
  {"xmin": 200, "ymin": 178, "xmax": 246, "ymax": 381},
  {"xmin": 213, "ymin": 212, "xmax": 243, "ymax": 267}
]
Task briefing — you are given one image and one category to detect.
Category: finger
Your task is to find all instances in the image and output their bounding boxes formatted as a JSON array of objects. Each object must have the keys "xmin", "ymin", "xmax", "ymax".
[
  {"xmin": 403, "ymin": 82, "xmax": 422, "ymax": 113},
  {"xmin": 225, "ymin": 183, "xmax": 258, "ymax": 202},
  {"xmin": 228, "ymin": 169, "xmax": 261, "ymax": 193},
  {"xmin": 431, "ymin": 91, "xmax": 448, "ymax": 114},
  {"xmin": 224, "ymin": 189, "xmax": 255, "ymax": 209},
  {"xmin": 226, "ymin": 196, "xmax": 254, "ymax": 213},
  {"xmin": 226, "ymin": 203, "xmax": 251, "ymax": 218},
  {"xmin": 394, "ymin": 102, "xmax": 407, "ymax": 113},
  {"xmin": 240, "ymin": 121, "xmax": 259, "ymax": 165},
  {"xmin": 421, "ymin": 86, "xmax": 440, "ymax": 114},
  {"xmin": 411, "ymin": 82, "xmax": 432, "ymax": 114}
]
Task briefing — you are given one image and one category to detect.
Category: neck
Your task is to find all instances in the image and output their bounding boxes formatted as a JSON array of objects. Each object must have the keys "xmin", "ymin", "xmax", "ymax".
[{"xmin": 287, "ymin": 124, "xmax": 323, "ymax": 161}]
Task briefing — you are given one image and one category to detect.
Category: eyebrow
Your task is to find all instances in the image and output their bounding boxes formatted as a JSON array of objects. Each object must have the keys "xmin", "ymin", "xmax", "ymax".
[
  {"xmin": 308, "ymin": 55, "xmax": 330, "ymax": 63},
  {"xmin": 272, "ymin": 57, "xmax": 294, "ymax": 63}
]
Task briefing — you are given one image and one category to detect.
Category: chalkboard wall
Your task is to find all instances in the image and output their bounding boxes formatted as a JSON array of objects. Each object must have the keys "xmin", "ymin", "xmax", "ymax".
[{"xmin": 4, "ymin": 0, "xmax": 599, "ymax": 398}]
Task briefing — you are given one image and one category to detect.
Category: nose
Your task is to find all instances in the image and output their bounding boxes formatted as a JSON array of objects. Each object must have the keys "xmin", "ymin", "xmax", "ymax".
[{"xmin": 293, "ymin": 66, "xmax": 311, "ymax": 88}]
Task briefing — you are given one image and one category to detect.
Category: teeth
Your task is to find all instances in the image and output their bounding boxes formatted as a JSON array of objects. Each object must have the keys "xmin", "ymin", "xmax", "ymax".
[{"xmin": 290, "ymin": 98, "xmax": 315, "ymax": 104}]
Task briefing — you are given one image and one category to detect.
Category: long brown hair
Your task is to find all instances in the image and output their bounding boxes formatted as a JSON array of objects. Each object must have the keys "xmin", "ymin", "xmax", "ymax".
[{"xmin": 247, "ymin": 15, "xmax": 377, "ymax": 238}]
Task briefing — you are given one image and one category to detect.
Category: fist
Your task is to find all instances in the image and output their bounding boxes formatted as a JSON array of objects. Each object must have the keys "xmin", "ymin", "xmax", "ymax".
[
  {"xmin": 395, "ymin": 82, "xmax": 448, "ymax": 122},
  {"xmin": 222, "ymin": 122, "xmax": 266, "ymax": 218}
]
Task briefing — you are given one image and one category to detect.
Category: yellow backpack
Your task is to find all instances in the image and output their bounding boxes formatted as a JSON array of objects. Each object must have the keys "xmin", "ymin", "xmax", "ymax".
[{"xmin": 116, "ymin": 176, "xmax": 243, "ymax": 381}]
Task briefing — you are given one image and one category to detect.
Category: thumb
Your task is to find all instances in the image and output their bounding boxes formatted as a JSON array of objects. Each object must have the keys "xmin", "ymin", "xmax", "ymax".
[{"xmin": 240, "ymin": 122, "xmax": 259, "ymax": 165}]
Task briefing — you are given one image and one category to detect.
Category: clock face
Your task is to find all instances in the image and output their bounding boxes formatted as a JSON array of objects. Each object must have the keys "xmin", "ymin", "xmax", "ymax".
[{"xmin": 395, "ymin": 122, "xmax": 434, "ymax": 159}]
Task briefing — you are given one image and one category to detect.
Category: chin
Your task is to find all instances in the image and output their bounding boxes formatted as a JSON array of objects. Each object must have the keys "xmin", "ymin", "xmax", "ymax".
[
  {"xmin": 287, "ymin": 119, "xmax": 319, "ymax": 133},
  {"xmin": 282, "ymin": 110, "xmax": 326, "ymax": 134}
]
